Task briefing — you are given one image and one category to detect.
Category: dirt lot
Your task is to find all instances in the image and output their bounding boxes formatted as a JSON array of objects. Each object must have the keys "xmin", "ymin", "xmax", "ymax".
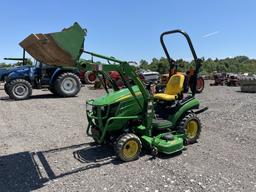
[{"xmin": 0, "ymin": 81, "xmax": 255, "ymax": 192}]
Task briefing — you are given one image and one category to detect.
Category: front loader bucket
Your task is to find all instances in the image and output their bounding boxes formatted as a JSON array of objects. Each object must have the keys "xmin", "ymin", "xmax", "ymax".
[{"xmin": 19, "ymin": 22, "xmax": 86, "ymax": 67}]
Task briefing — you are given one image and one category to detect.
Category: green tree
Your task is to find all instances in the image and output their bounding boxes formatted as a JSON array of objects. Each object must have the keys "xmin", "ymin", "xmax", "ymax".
[{"xmin": 139, "ymin": 59, "xmax": 149, "ymax": 70}]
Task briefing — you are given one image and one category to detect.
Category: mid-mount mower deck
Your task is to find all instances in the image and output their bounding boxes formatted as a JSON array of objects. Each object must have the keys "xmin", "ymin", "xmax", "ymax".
[{"xmin": 83, "ymin": 29, "xmax": 208, "ymax": 162}]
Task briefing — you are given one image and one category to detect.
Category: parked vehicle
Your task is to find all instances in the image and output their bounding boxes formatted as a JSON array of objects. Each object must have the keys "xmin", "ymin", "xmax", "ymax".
[
  {"xmin": 138, "ymin": 70, "xmax": 160, "ymax": 84},
  {"xmin": 79, "ymin": 69, "xmax": 97, "ymax": 84},
  {"xmin": 4, "ymin": 61, "xmax": 81, "ymax": 100},
  {"xmin": 225, "ymin": 73, "xmax": 239, "ymax": 86},
  {"xmin": 94, "ymin": 69, "xmax": 154, "ymax": 89},
  {"xmin": 210, "ymin": 73, "xmax": 226, "ymax": 86},
  {"xmin": 4, "ymin": 22, "xmax": 85, "ymax": 100},
  {"xmin": 85, "ymin": 29, "xmax": 207, "ymax": 162},
  {"xmin": 210, "ymin": 72, "xmax": 240, "ymax": 87},
  {"xmin": 159, "ymin": 71, "xmax": 205, "ymax": 94}
]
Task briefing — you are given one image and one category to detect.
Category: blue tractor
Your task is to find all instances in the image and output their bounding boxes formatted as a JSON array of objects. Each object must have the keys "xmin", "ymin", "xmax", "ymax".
[
  {"xmin": 4, "ymin": 23, "xmax": 85, "ymax": 100},
  {"xmin": 4, "ymin": 57, "xmax": 81, "ymax": 100}
]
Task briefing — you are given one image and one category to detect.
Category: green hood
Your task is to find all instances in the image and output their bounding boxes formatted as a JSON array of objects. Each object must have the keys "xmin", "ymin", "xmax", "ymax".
[{"xmin": 92, "ymin": 86, "xmax": 142, "ymax": 106}]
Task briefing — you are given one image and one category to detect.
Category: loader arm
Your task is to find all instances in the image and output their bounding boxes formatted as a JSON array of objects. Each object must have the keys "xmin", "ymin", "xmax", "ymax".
[{"xmin": 82, "ymin": 51, "xmax": 151, "ymax": 120}]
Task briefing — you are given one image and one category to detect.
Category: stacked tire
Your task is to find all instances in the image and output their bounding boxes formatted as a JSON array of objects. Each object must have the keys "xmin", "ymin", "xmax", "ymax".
[{"xmin": 240, "ymin": 77, "xmax": 256, "ymax": 93}]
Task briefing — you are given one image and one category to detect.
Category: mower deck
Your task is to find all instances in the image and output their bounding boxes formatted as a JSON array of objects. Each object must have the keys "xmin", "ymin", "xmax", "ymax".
[{"xmin": 142, "ymin": 133, "xmax": 184, "ymax": 155}]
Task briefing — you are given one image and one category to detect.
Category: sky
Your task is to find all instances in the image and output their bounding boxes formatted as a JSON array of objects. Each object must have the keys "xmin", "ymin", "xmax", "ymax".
[{"xmin": 0, "ymin": 0, "xmax": 256, "ymax": 63}]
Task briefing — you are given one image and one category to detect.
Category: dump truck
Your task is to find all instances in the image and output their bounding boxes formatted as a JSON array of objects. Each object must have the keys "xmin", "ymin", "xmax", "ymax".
[{"xmin": 4, "ymin": 23, "xmax": 89, "ymax": 100}]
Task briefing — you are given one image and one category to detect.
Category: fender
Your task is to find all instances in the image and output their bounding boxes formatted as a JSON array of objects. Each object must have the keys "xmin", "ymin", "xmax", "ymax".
[
  {"xmin": 50, "ymin": 67, "xmax": 80, "ymax": 85},
  {"xmin": 168, "ymin": 97, "xmax": 200, "ymax": 126},
  {"xmin": 50, "ymin": 67, "xmax": 62, "ymax": 84},
  {"xmin": 0, "ymin": 68, "xmax": 9, "ymax": 81}
]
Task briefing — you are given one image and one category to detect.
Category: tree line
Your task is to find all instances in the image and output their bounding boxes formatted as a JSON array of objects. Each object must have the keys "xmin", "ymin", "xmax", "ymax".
[
  {"xmin": 1, "ymin": 56, "xmax": 256, "ymax": 75},
  {"xmin": 0, "ymin": 59, "xmax": 32, "ymax": 68},
  {"xmin": 139, "ymin": 56, "xmax": 256, "ymax": 75}
]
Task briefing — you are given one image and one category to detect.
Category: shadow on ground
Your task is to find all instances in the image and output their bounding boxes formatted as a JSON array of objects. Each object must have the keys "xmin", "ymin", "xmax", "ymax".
[
  {"xmin": 0, "ymin": 94, "xmax": 78, "ymax": 101},
  {"xmin": 0, "ymin": 141, "xmax": 184, "ymax": 191},
  {"xmin": 235, "ymin": 90, "xmax": 256, "ymax": 94},
  {"xmin": 0, "ymin": 143, "xmax": 120, "ymax": 192},
  {"xmin": 0, "ymin": 151, "xmax": 45, "ymax": 191}
]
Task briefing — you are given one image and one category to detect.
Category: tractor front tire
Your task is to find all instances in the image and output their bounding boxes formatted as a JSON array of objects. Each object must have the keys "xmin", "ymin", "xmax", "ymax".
[
  {"xmin": 177, "ymin": 113, "xmax": 201, "ymax": 145},
  {"xmin": 55, "ymin": 73, "xmax": 81, "ymax": 97},
  {"xmin": 4, "ymin": 83, "xmax": 10, "ymax": 95},
  {"xmin": 7, "ymin": 79, "xmax": 32, "ymax": 100},
  {"xmin": 115, "ymin": 133, "xmax": 142, "ymax": 162}
]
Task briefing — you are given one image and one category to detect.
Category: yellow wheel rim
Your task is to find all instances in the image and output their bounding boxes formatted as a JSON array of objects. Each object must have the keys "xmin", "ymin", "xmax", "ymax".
[
  {"xmin": 186, "ymin": 120, "xmax": 198, "ymax": 139},
  {"xmin": 123, "ymin": 140, "xmax": 139, "ymax": 159}
]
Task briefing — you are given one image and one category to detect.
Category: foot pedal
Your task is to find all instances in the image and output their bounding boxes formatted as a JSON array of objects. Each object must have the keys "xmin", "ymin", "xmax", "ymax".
[{"xmin": 152, "ymin": 119, "xmax": 172, "ymax": 131}]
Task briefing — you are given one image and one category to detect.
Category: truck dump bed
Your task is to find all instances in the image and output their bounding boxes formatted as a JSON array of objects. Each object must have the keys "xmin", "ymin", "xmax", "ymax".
[{"xmin": 19, "ymin": 22, "xmax": 86, "ymax": 67}]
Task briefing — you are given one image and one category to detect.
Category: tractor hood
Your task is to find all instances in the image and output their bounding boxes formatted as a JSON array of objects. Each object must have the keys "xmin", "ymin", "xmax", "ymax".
[
  {"xmin": 19, "ymin": 22, "xmax": 86, "ymax": 67},
  {"xmin": 91, "ymin": 86, "xmax": 142, "ymax": 106},
  {"xmin": 1, "ymin": 65, "xmax": 30, "ymax": 75}
]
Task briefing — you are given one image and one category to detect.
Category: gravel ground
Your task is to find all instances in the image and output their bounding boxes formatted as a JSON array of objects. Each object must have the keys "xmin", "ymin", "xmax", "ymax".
[{"xmin": 0, "ymin": 81, "xmax": 255, "ymax": 192}]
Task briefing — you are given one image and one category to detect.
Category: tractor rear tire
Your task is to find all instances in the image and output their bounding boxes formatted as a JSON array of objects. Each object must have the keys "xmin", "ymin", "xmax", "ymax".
[
  {"xmin": 115, "ymin": 133, "xmax": 142, "ymax": 162},
  {"xmin": 84, "ymin": 71, "xmax": 97, "ymax": 84},
  {"xmin": 196, "ymin": 77, "xmax": 205, "ymax": 93},
  {"xmin": 55, "ymin": 72, "xmax": 81, "ymax": 97},
  {"xmin": 7, "ymin": 79, "xmax": 32, "ymax": 100},
  {"xmin": 177, "ymin": 112, "xmax": 201, "ymax": 145}
]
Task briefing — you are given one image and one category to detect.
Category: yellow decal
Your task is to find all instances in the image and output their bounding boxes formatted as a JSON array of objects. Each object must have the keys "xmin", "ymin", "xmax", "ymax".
[{"xmin": 116, "ymin": 92, "xmax": 142, "ymax": 102}]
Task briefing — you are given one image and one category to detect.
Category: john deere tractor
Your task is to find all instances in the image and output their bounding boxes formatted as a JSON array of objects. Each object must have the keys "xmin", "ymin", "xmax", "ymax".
[{"xmin": 85, "ymin": 30, "xmax": 207, "ymax": 162}]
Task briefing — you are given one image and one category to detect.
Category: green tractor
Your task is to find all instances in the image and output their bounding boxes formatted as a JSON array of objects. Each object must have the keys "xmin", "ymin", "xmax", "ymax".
[{"xmin": 84, "ymin": 30, "xmax": 207, "ymax": 162}]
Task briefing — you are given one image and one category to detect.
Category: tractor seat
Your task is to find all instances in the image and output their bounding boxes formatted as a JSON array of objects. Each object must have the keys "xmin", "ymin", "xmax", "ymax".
[
  {"xmin": 152, "ymin": 119, "xmax": 173, "ymax": 131},
  {"xmin": 154, "ymin": 73, "xmax": 185, "ymax": 101}
]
